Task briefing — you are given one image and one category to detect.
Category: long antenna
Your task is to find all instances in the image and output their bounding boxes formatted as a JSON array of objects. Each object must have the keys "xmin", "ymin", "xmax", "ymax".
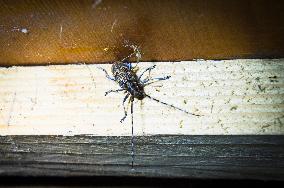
[
  {"xmin": 145, "ymin": 94, "xmax": 202, "ymax": 117},
  {"xmin": 130, "ymin": 97, "xmax": 135, "ymax": 169}
]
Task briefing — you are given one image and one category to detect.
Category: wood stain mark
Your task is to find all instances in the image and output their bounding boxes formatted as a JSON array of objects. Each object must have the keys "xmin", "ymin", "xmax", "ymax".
[
  {"xmin": 111, "ymin": 19, "xmax": 117, "ymax": 33},
  {"xmin": 7, "ymin": 92, "xmax": 17, "ymax": 126}
]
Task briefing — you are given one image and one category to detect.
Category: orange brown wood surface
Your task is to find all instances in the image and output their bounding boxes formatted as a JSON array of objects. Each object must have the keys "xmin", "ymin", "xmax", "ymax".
[{"xmin": 0, "ymin": 0, "xmax": 284, "ymax": 66}]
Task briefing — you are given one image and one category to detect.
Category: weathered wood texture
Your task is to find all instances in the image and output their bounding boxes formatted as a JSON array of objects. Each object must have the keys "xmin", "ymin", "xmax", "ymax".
[
  {"xmin": 1, "ymin": 59, "xmax": 284, "ymax": 135},
  {"xmin": 0, "ymin": 135, "xmax": 284, "ymax": 180},
  {"xmin": 1, "ymin": 0, "xmax": 284, "ymax": 66}
]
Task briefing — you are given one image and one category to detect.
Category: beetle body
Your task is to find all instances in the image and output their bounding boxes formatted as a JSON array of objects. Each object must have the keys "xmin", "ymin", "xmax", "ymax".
[{"xmin": 112, "ymin": 62, "xmax": 146, "ymax": 100}]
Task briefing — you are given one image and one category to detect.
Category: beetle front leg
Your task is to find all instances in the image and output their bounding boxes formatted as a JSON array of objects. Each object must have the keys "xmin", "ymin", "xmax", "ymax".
[
  {"xmin": 97, "ymin": 67, "xmax": 115, "ymax": 81},
  {"xmin": 105, "ymin": 89, "xmax": 125, "ymax": 96},
  {"xmin": 143, "ymin": 75, "xmax": 171, "ymax": 86},
  {"xmin": 138, "ymin": 65, "xmax": 156, "ymax": 80}
]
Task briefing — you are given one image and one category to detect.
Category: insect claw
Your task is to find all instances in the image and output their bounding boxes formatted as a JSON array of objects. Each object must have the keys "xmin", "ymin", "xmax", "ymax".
[
  {"xmin": 120, "ymin": 117, "xmax": 126, "ymax": 123},
  {"xmin": 120, "ymin": 113, "xmax": 128, "ymax": 123}
]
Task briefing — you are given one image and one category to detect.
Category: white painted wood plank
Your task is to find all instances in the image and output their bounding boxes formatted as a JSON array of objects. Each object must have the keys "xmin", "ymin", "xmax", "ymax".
[{"xmin": 0, "ymin": 59, "xmax": 284, "ymax": 135}]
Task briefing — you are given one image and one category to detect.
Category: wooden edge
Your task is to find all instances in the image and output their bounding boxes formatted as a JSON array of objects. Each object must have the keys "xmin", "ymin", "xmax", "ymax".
[{"xmin": 1, "ymin": 0, "xmax": 284, "ymax": 66}]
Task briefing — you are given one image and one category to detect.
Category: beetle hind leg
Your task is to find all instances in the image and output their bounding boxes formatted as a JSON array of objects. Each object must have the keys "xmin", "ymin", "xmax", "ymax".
[{"xmin": 120, "ymin": 93, "xmax": 130, "ymax": 123}]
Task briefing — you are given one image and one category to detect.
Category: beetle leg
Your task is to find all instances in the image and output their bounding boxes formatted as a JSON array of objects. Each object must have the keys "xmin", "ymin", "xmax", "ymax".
[
  {"xmin": 120, "ymin": 93, "xmax": 130, "ymax": 123},
  {"xmin": 143, "ymin": 75, "xmax": 171, "ymax": 85},
  {"xmin": 105, "ymin": 89, "xmax": 125, "ymax": 96},
  {"xmin": 97, "ymin": 67, "xmax": 115, "ymax": 81},
  {"xmin": 138, "ymin": 65, "xmax": 156, "ymax": 80}
]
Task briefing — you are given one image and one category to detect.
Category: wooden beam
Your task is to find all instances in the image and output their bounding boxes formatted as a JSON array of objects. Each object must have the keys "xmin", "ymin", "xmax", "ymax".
[
  {"xmin": 0, "ymin": 0, "xmax": 284, "ymax": 66},
  {"xmin": 0, "ymin": 135, "xmax": 283, "ymax": 180},
  {"xmin": 0, "ymin": 59, "xmax": 283, "ymax": 135}
]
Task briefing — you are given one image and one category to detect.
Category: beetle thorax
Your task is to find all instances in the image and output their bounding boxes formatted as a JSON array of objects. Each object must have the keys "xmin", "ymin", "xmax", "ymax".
[{"xmin": 111, "ymin": 62, "xmax": 146, "ymax": 100}]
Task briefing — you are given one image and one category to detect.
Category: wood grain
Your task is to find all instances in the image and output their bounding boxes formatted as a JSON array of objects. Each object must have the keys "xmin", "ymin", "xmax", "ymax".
[
  {"xmin": 0, "ymin": 0, "xmax": 284, "ymax": 66},
  {"xmin": 0, "ymin": 59, "xmax": 284, "ymax": 135},
  {"xmin": 0, "ymin": 135, "xmax": 284, "ymax": 180}
]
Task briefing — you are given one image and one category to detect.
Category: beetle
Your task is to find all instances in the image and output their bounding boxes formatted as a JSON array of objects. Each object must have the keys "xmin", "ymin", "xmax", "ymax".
[{"xmin": 98, "ymin": 60, "xmax": 202, "ymax": 169}]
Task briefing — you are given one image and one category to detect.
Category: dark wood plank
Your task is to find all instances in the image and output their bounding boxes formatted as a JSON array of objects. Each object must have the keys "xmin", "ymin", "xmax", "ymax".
[
  {"xmin": 0, "ymin": 0, "xmax": 284, "ymax": 66},
  {"xmin": 0, "ymin": 135, "xmax": 284, "ymax": 180},
  {"xmin": 1, "ymin": 135, "xmax": 284, "ymax": 144}
]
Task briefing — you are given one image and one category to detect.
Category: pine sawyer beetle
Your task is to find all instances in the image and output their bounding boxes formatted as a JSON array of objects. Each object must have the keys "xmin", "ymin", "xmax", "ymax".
[{"xmin": 98, "ymin": 55, "xmax": 202, "ymax": 169}]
